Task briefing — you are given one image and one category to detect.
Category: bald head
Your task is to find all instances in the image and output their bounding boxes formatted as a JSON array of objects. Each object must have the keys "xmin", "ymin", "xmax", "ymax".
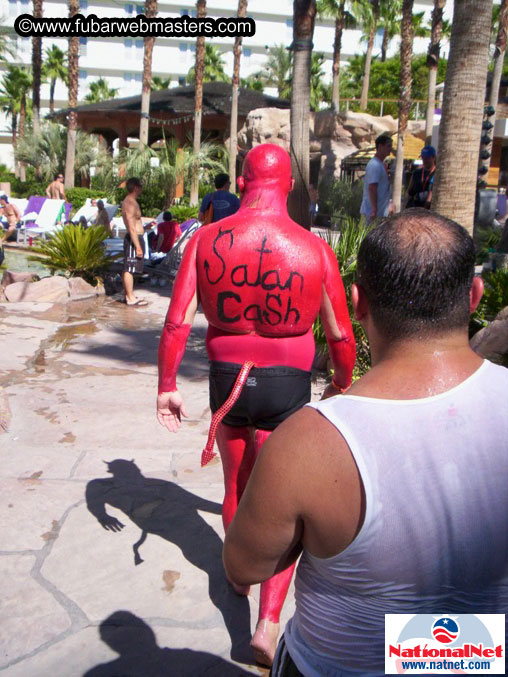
[
  {"xmin": 240, "ymin": 144, "xmax": 293, "ymax": 194},
  {"xmin": 357, "ymin": 208, "xmax": 476, "ymax": 340}
]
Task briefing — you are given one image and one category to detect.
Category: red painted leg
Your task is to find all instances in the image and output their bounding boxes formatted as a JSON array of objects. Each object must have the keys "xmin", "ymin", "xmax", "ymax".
[{"xmin": 250, "ymin": 429, "xmax": 296, "ymax": 667}]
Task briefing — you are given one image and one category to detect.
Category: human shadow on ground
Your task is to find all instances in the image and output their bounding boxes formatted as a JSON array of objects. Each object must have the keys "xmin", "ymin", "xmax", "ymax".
[
  {"xmin": 85, "ymin": 460, "xmax": 251, "ymax": 662},
  {"xmin": 84, "ymin": 610, "xmax": 254, "ymax": 676}
]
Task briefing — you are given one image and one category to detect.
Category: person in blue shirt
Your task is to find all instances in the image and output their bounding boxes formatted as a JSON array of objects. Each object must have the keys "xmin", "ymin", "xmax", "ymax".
[{"xmin": 198, "ymin": 173, "xmax": 240, "ymax": 224}]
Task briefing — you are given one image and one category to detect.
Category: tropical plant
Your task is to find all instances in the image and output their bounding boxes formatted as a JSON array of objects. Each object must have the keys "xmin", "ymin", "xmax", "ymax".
[
  {"xmin": 139, "ymin": 0, "xmax": 158, "ymax": 146},
  {"xmin": 15, "ymin": 122, "xmax": 109, "ymax": 184},
  {"xmin": 28, "ymin": 224, "xmax": 119, "ymax": 284},
  {"xmin": 313, "ymin": 217, "xmax": 372, "ymax": 380},
  {"xmin": 470, "ymin": 269, "xmax": 508, "ymax": 344},
  {"xmin": 84, "ymin": 77, "xmax": 119, "ymax": 103},
  {"xmin": 425, "ymin": 0, "xmax": 446, "ymax": 145},
  {"xmin": 379, "ymin": 0, "xmax": 401, "ymax": 62},
  {"xmin": 392, "ymin": 0, "xmax": 414, "ymax": 213},
  {"xmin": 240, "ymin": 73, "xmax": 264, "ymax": 91},
  {"xmin": 432, "ymin": 0, "xmax": 494, "ymax": 235},
  {"xmin": 319, "ymin": 178, "xmax": 364, "ymax": 219},
  {"xmin": 258, "ymin": 44, "xmax": 292, "ymax": 98},
  {"xmin": 0, "ymin": 66, "xmax": 32, "ymax": 180},
  {"xmin": 151, "ymin": 75, "xmax": 171, "ymax": 90},
  {"xmin": 352, "ymin": 0, "xmax": 380, "ymax": 110},
  {"xmin": 187, "ymin": 43, "xmax": 228, "ymax": 84},
  {"xmin": 229, "ymin": 0, "xmax": 248, "ymax": 189},
  {"xmin": 190, "ymin": 0, "xmax": 207, "ymax": 205},
  {"xmin": 0, "ymin": 16, "xmax": 15, "ymax": 63},
  {"xmin": 32, "ymin": 0, "xmax": 43, "ymax": 135},
  {"xmin": 171, "ymin": 204, "xmax": 199, "ymax": 222},
  {"xmin": 42, "ymin": 45, "xmax": 68, "ymax": 114},
  {"xmin": 310, "ymin": 52, "xmax": 329, "ymax": 110},
  {"xmin": 288, "ymin": 0, "xmax": 316, "ymax": 229},
  {"xmin": 65, "ymin": 0, "xmax": 80, "ymax": 189},
  {"xmin": 316, "ymin": 0, "xmax": 355, "ymax": 111}
]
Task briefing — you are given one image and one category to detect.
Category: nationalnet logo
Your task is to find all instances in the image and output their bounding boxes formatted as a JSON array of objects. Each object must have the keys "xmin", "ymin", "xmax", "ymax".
[{"xmin": 385, "ymin": 614, "xmax": 505, "ymax": 674}]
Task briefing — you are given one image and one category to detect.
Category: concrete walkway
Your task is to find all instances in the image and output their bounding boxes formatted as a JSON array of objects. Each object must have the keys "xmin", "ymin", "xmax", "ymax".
[{"xmin": 0, "ymin": 284, "xmax": 327, "ymax": 676}]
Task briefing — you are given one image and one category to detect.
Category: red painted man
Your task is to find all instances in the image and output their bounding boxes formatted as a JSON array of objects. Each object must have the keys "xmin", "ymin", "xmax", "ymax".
[{"xmin": 156, "ymin": 144, "xmax": 355, "ymax": 666}]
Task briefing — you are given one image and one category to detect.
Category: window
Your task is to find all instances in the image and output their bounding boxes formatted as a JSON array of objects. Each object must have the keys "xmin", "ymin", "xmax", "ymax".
[
  {"xmin": 134, "ymin": 73, "xmax": 142, "ymax": 82},
  {"xmin": 180, "ymin": 8, "xmax": 188, "ymax": 16},
  {"xmin": 136, "ymin": 4, "xmax": 143, "ymax": 14},
  {"xmin": 124, "ymin": 72, "xmax": 132, "ymax": 81},
  {"xmin": 286, "ymin": 19, "xmax": 293, "ymax": 28},
  {"xmin": 243, "ymin": 47, "xmax": 251, "ymax": 57},
  {"xmin": 79, "ymin": 36, "xmax": 87, "ymax": 56},
  {"xmin": 179, "ymin": 43, "xmax": 187, "ymax": 52},
  {"xmin": 20, "ymin": 0, "xmax": 29, "ymax": 5},
  {"xmin": 135, "ymin": 39, "xmax": 143, "ymax": 49},
  {"xmin": 80, "ymin": 0, "xmax": 88, "ymax": 9},
  {"xmin": 190, "ymin": 44, "xmax": 196, "ymax": 53},
  {"xmin": 79, "ymin": 70, "xmax": 87, "ymax": 80},
  {"xmin": 178, "ymin": 77, "xmax": 186, "ymax": 86},
  {"xmin": 124, "ymin": 38, "xmax": 133, "ymax": 48},
  {"xmin": 8, "ymin": 0, "xmax": 17, "ymax": 17},
  {"xmin": 125, "ymin": 3, "xmax": 133, "ymax": 14}
]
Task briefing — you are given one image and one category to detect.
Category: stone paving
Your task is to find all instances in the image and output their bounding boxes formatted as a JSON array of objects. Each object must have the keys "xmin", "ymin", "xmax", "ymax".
[{"xmin": 0, "ymin": 283, "xmax": 327, "ymax": 676}]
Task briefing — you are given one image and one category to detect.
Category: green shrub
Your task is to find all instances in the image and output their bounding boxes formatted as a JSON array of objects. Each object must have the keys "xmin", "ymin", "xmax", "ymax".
[
  {"xmin": 11, "ymin": 178, "xmax": 47, "ymax": 198},
  {"xmin": 313, "ymin": 217, "xmax": 372, "ymax": 381},
  {"xmin": 319, "ymin": 178, "xmax": 364, "ymax": 222},
  {"xmin": 198, "ymin": 182, "xmax": 215, "ymax": 200},
  {"xmin": 474, "ymin": 227, "xmax": 501, "ymax": 265},
  {"xmin": 112, "ymin": 185, "xmax": 164, "ymax": 218},
  {"xmin": 66, "ymin": 187, "xmax": 107, "ymax": 214},
  {"xmin": 28, "ymin": 224, "xmax": 120, "ymax": 284},
  {"xmin": 171, "ymin": 205, "xmax": 199, "ymax": 222},
  {"xmin": 470, "ymin": 269, "xmax": 508, "ymax": 338}
]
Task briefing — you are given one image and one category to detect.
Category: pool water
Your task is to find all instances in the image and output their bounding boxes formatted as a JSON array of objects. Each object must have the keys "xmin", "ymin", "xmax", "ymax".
[{"xmin": 1, "ymin": 247, "xmax": 51, "ymax": 278}]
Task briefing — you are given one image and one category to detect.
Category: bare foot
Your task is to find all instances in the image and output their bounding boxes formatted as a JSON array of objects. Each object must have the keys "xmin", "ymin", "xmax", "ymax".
[
  {"xmin": 231, "ymin": 581, "xmax": 250, "ymax": 596},
  {"xmin": 250, "ymin": 618, "xmax": 279, "ymax": 667}
]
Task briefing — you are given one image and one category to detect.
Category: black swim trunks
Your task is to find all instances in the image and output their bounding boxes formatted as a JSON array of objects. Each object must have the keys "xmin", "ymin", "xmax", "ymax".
[
  {"xmin": 123, "ymin": 233, "xmax": 145, "ymax": 274},
  {"xmin": 209, "ymin": 361, "xmax": 311, "ymax": 430}
]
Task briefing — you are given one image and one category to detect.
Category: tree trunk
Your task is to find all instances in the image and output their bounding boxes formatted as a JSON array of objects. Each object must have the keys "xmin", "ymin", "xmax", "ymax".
[
  {"xmin": 32, "ymin": 0, "xmax": 43, "ymax": 136},
  {"xmin": 431, "ymin": 0, "xmax": 493, "ymax": 235},
  {"xmin": 12, "ymin": 114, "xmax": 18, "ymax": 178},
  {"xmin": 331, "ymin": 2, "xmax": 345, "ymax": 112},
  {"xmin": 50, "ymin": 78, "xmax": 56, "ymax": 114},
  {"xmin": 381, "ymin": 26, "xmax": 388, "ymax": 62},
  {"xmin": 425, "ymin": 0, "xmax": 446, "ymax": 145},
  {"xmin": 486, "ymin": 0, "xmax": 508, "ymax": 177},
  {"xmin": 229, "ymin": 0, "xmax": 248, "ymax": 190},
  {"xmin": 139, "ymin": 0, "xmax": 158, "ymax": 147},
  {"xmin": 65, "ymin": 0, "xmax": 80, "ymax": 189},
  {"xmin": 190, "ymin": 0, "xmax": 206, "ymax": 206},
  {"xmin": 287, "ymin": 0, "xmax": 316, "ymax": 229},
  {"xmin": 19, "ymin": 95, "xmax": 26, "ymax": 182},
  {"xmin": 360, "ymin": 0, "xmax": 379, "ymax": 110},
  {"xmin": 393, "ymin": 0, "xmax": 414, "ymax": 212}
]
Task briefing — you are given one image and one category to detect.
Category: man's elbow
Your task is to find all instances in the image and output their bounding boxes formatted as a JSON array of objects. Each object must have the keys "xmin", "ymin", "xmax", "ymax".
[{"xmin": 223, "ymin": 540, "xmax": 264, "ymax": 587}]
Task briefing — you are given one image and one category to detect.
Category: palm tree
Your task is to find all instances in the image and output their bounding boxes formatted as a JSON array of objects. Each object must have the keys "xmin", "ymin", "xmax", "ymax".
[
  {"xmin": 485, "ymin": 0, "xmax": 508, "ymax": 176},
  {"xmin": 316, "ymin": 0, "xmax": 355, "ymax": 111},
  {"xmin": 190, "ymin": 0, "xmax": 206, "ymax": 206},
  {"xmin": 42, "ymin": 45, "xmax": 68, "ymax": 115},
  {"xmin": 288, "ymin": 0, "xmax": 316, "ymax": 229},
  {"xmin": 379, "ymin": 0, "xmax": 401, "ymax": 62},
  {"xmin": 310, "ymin": 52, "xmax": 328, "ymax": 110},
  {"xmin": 229, "ymin": 0, "xmax": 248, "ymax": 189},
  {"xmin": 259, "ymin": 44, "xmax": 293, "ymax": 98},
  {"xmin": 64, "ymin": 0, "xmax": 80, "ymax": 189},
  {"xmin": 151, "ymin": 75, "xmax": 171, "ymax": 91},
  {"xmin": 187, "ymin": 44, "xmax": 228, "ymax": 83},
  {"xmin": 431, "ymin": 0, "xmax": 494, "ymax": 235},
  {"xmin": 32, "ymin": 0, "xmax": 43, "ymax": 135},
  {"xmin": 0, "ymin": 66, "xmax": 32, "ymax": 178},
  {"xmin": 84, "ymin": 78, "xmax": 119, "ymax": 103},
  {"xmin": 0, "ymin": 16, "xmax": 15, "ymax": 63},
  {"xmin": 139, "ymin": 0, "xmax": 158, "ymax": 147},
  {"xmin": 392, "ymin": 0, "xmax": 414, "ymax": 212},
  {"xmin": 424, "ymin": 1, "xmax": 446, "ymax": 145},
  {"xmin": 354, "ymin": 0, "xmax": 380, "ymax": 110}
]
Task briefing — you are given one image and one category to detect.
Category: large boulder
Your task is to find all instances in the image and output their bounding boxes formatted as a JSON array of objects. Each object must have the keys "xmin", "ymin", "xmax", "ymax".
[
  {"xmin": 3, "ymin": 275, "xmax": 104, "ymax": 303},
  {"xmin": 1, "ymin": 270, "xmax": 40, "ymax": 287},
  {"xmin": 238, "ymin": 108, "xmax": 402, "ymax": 183},
  {"xmin": 470, "ymin": 306, "xmax": 508, "ymax": 364}
]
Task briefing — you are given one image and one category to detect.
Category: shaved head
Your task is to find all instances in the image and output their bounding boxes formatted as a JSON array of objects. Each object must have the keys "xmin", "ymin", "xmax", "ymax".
[{"xmin": 242, "ymin": 144, "xmax": 292, "ymax": 190}]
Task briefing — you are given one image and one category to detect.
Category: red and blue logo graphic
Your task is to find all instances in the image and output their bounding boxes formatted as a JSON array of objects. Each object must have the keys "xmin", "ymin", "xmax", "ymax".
[{"xmin": 432, "ymin": 617, "xmax": 460, "ymax": 644}]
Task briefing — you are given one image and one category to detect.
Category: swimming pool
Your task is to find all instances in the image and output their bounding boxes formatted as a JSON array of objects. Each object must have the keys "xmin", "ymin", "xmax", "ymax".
[{"xmin": 1, "ymin": 247, "xmax": 51, "ymax": 277}]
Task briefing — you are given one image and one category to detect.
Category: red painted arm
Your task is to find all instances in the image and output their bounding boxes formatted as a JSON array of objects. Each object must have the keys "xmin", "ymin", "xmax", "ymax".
[
  {"xmin": 319, "ymin": 241, "xmax": 356, "ymax": 390},
  {"xmin": 157, "ymin": 231, "xmax": 200, "ymax": 393}
]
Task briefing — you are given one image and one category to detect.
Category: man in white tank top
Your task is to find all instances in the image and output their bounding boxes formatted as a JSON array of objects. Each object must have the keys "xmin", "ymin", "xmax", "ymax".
[{"xmin": 224, "ymin": 209, "xmax": 508, "ymax": 676}]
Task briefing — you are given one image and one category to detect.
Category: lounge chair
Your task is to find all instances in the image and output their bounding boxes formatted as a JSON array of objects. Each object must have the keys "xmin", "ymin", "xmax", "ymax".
[{"xmin": 18, "ymin": 199, "xmax": 67, "ymax": 244}]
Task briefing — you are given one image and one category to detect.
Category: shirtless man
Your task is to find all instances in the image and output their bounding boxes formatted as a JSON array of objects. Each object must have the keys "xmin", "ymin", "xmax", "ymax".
[
  {"xmin": 46, "ymin": 173, "xmax": 66, "ymax": 200},
  {"xmin": 156, "ymin": 144, "xmax": 356, "ymax": 665},
  {"xmin": 121, "ymin": 177, "xmax": 148, "ymax": 307},
  {"xmin": 0, "ymin": 195, "xmax": 22, "ymax": 241}
]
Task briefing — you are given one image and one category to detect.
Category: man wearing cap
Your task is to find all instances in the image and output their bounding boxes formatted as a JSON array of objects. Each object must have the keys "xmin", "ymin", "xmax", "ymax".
[{"xmin": 406, "ymin": 145, "xmax": 436, "ymax": 209}]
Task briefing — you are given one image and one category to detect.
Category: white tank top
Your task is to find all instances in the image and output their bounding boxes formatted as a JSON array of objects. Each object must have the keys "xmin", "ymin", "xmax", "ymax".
[{"xmin": 285, "ymin": 360, "xmax": 508, "ymax": 676}]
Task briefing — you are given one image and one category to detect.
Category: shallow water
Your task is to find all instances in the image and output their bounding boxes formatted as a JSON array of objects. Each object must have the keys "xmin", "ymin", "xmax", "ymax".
[{"xmin": 2, "ymin": 247, "xmax": 50, "ymax": 277}]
